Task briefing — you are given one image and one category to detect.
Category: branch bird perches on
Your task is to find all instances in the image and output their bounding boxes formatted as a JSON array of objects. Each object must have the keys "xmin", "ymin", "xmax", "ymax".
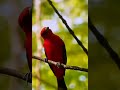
[
  {"xmin": 32, "ymin": 56, "xmax": 88, "ymax": 72},
  {"xmin": 0, "ymin": 67, "xmax": 31, "ymax": 83}
]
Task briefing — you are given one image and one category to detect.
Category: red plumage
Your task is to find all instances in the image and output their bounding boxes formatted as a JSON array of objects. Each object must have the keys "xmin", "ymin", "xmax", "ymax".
[
  {"xmin": 41, "ymin": 27, "xmax": 67, "ymax": 80},
  {"xmin": 18, "ymin": 7, "xmax": 32, "ymax": 72}
]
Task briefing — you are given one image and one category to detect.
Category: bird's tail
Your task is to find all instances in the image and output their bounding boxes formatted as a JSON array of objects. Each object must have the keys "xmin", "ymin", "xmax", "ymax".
[{"xmin": 57, "ymin": 78, "xmax": 67, "ymax": 90}]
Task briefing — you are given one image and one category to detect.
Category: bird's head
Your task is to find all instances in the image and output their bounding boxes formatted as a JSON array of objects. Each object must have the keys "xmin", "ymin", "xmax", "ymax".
[
  {"xmin": 40, "ymin": 27, "xmax": 53, "ymax": 39},
  {"xmin": 18, "ymin": 7, "xmax": 32, "ymax": 33}
]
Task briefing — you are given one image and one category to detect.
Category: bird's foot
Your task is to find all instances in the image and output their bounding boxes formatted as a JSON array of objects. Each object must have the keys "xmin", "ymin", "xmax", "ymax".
[
  {"xmin": 44, "ymin": 58, "xmax": 48, "ymax": 62},
  {"xmin": 24, "ymin": 72, "xmax": 32, "ymax": 84},
  {"xmin": 56, "ymin": 62, "xmax": 63, "ymax": 68}
]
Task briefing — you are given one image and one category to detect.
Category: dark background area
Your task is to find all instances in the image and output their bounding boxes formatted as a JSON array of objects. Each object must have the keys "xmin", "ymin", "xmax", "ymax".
[
  {"xmin": 0, "ymin": 0, "xmax": 31, "ymax": 90},
  {"xmin": 89, "ymin": 0, "xmax": 120, "ymax": 90}
]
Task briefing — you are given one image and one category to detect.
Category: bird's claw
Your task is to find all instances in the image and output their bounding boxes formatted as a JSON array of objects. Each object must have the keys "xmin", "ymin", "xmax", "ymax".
[
  {"xmin": 56, "ymin": 62, "xmax": 61, "ymax": 68},
  {"xmin": 44, "ymin": 58, "xmax": 48, "ymax": 62},
  {"xmin": 24, "ymin": 72, "xmax": 32, "ymax": 84}
]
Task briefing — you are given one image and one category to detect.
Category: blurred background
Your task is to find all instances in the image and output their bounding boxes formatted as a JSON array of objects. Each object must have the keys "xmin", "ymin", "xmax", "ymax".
[
  {"xmin": 32, "ymin": 0, "xmax": 88, "ymax": 90},
  {"xmin": 0, "ymin": 0, "xmax": 31, "ymax": 90},
  {"xmin": 89, "ymin": 0, "xmax": 120, "ymax": 90}
]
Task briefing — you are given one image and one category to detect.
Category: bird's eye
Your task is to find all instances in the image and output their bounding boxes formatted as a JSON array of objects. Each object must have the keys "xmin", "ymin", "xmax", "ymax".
[
  {"xmin": 46, "ymin": 27, "xmax": 49, "ymax": 31},
  {"xmin": 45, "ymin": 27, "xmax": 49, "ymax": 33}
]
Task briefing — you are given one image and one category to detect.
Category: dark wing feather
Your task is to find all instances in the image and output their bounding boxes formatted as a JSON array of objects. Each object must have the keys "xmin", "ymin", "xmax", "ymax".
[
  {"xmin": 44, "ymin": 48, "xmax": 48, "ymax": 59},
  {"xmin": 63, "ymin": 44, "xmax": 67, "ymax": 64},
  {"xmin": 44, "ymin": 48, "xmax": 56, "ymax": 74}
]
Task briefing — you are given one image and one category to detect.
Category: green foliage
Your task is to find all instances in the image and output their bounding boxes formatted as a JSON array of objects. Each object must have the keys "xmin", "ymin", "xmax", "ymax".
[
  {"xmin": 41, "ymin": 1, "xmax": 54, "ymax": 19},
  {"xmin": 32, "ymin": 32, "xmax": 37, "ymax": 53}
]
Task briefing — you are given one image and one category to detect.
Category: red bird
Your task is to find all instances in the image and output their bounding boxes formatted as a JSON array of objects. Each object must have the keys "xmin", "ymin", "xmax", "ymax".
[
  {"xmin": 18, "ymin": 7, "xmax": 32, "ymax": 82},
  {"xmin": 41, "ymin": 27, "xmax": 67, "ymax": 89}
]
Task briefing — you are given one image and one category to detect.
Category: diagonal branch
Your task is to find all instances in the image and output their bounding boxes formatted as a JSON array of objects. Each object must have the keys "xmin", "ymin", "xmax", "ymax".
[
  {"xmin": 47, "ymin": 0, "xmax": 88, "ymax": 55},
  {"xmin": 0, "ymin": 67, "xmax": 31, "ymax": 83},
  {"xmin": 88, "ymin": 17, "xmax": 120, "ymax": 69},
  {"xmin": 32, "ymin": 56, "xmax": 88, "ymax": 72}
]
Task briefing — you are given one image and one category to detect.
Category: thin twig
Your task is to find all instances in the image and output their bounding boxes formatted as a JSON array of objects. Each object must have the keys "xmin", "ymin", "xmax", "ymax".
[
  {"xmin": 32, "ymin": 56, "xmax": 88, "ymax": 72},
  {"xmin": 0, "ymin": 67, "xmax": 31, "ymax": 83},
  {"xmin": 88, "ymin": 17, "xmax": 120, "ymax": 69},
  {"xmin": 47, "ymin": 0, "xmax": 88, "ymax": 55}
]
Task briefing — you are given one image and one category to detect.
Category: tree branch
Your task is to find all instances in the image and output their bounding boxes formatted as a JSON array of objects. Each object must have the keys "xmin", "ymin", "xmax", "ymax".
[
  {"xmin": 47, "ymin": 0, "xmax": 88, "ymax": 55},
  {"xmin": 88, "ymin": 17, "xmax": 120, "ymax": 69},
  {"xmin": 32, "ymin": 56, "xmax": 88, "ymax": 72},
  {"xmin": 0, "ymin": 67, "xmax": 31, "ymax": 83}
]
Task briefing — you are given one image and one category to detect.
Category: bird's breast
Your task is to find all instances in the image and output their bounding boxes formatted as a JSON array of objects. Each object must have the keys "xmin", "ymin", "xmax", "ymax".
[{"xmin": 44, "ymin": 41, "xmax": 63, "ymax": 62}]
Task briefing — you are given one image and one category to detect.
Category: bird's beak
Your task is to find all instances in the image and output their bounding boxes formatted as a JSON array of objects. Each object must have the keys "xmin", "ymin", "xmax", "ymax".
[{"xmin": 46, "ymin": 27, "xmax": 49, "ymax": 31}]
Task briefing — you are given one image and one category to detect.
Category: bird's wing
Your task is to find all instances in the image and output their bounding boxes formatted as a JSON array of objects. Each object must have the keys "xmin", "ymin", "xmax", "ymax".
[
  {"xmin": 44, "ymin": 48, "xmax": 56, "ymax": 74},
  {"xmin": 63, "ymin": 44, "xmax": 67, "ymax": 65}
]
